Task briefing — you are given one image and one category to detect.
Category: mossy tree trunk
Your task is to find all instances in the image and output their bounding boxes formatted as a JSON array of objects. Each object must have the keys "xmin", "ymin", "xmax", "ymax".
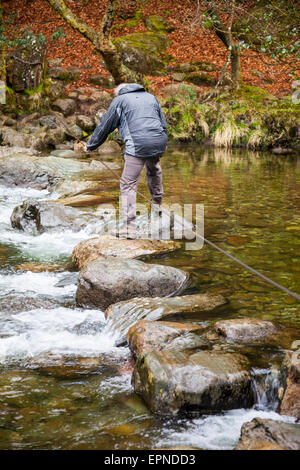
[
  {"xmin": 203, "ymin": 0, "xmax": 242, "ymax": 89},
  {"xmin": 45, "ymin": 0, "xmax": 145, "ymax": 85}
]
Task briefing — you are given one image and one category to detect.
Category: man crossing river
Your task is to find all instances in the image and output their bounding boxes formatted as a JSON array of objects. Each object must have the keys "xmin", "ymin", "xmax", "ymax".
[{"xmin": 84, "ymin": 83, "xmax": 168, "ymax": 239}]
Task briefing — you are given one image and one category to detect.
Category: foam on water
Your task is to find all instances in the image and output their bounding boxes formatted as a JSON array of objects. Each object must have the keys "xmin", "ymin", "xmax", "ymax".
[
  {"xmin": 0, "ymin": 307, "xmax": 125, "ymax": 363},
  {"xmin": 157, "ymin": 408, "xmax": 296, "ymax": 450},
  {"xmin": 0, "ymin": 271, "xmax": 76, "ymax": 299},
  {"xmin": 0, "ymin": 184, "xmax": 105, "ymax": 258}
]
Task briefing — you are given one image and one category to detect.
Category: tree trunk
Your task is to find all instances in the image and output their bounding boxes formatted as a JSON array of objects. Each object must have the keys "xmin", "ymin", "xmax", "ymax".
[
  {"xmin": 203, "ymin": 0, "xmax": 242, "ymax": 89},
  {"xmin": 231, "ymin": 46, "xmax": 242, "ymax": 88},
  {"xmin": 45, "ymin": 0, "xmax": 145, "ymax": 85}
]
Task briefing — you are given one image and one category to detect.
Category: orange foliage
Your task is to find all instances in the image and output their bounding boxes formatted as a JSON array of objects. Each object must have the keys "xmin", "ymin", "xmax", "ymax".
[{"xmin": 2, "ymin": 0, "xmax": 298, "ymax": 96}]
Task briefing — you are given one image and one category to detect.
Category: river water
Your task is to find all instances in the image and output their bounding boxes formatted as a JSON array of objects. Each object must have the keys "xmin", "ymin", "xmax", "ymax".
[{"xmin": 0, "ymin": 145, "xmax": 299, "ymax": 449}]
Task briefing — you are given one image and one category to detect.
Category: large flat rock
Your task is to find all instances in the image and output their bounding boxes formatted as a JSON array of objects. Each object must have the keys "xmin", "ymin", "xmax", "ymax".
[
  {"xmin": 72, "ymin": 236, "xmax": 181, "ymax": 269},
  {"xmin": 105, "ymin": 293, "xmax": 226, "ymax": 341},
  {"xmin": 76, "ymin": 258, "xmax": 189, "ymax": 310},
  {"xmin": 0, "ymin": 154, "xmax": 119, "ymax": 189}
]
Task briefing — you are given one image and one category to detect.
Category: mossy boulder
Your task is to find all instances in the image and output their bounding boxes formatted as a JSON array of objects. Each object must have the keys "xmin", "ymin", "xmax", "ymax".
[
  {"xmin": 113, "ymin": 32, "xmax": 171, "ymax": 75},
  {"xmin": 144, "ymin": 15, "xmax": 174, "ymax": 33},
  {"xmin": 6, "ymin": 40, "xmax": 47, "ymax": 92}
]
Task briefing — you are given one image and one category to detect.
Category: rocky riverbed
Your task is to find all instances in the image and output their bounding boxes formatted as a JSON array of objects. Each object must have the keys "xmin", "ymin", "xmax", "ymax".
[{"xmin": 0, "ymin": 144, "xmax": 299, "ymax": 450}]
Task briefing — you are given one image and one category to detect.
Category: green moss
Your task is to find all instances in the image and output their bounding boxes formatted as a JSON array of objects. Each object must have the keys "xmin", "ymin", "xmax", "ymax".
[
  {"xmin": 144, "ymin": 15, "xmax": 174, "ymax": 33},
  {"xmin": 113, "ymin": 32, "xmax": 171, "ymax": 75},
  {"xmin": 160, "ymin": 84, "xmax": 300, "ymax": 148}
]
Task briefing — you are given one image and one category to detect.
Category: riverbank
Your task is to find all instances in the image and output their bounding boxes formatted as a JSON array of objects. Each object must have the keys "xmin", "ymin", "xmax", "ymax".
[{"xmin": 1, "ymin": 81, "xmax": 299, "ymax": 154}]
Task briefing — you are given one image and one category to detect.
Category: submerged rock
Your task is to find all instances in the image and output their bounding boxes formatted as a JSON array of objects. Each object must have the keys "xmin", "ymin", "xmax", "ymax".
[
  {"xmin": 128, "ymin": 320, "xmax": 207, "ymax": 359},
  {"xmin": 52, "ymin": 179, "xmax": 104, "ymax": 198},
  {"xmin": 76, "ymin": 258, "xmax": 189, "ymax": 310},
  {"xmin": 72, "ymin": 236, "xmax": 181, "ymax": 269},
  {"xmin": 235, "ymin": 418, "xmax": 300, "ymax": 450},
  {"xmin": 132, "ymin": 349, "xmax": 254, "ymax": 415},
  {"xmin": 55, "ymin": 193, "xmax": 117, "ymax": 208},
  {"xmin": 10, "ymin": 199, "xmax": 99, "ymax": 234},
  {"xmin": 27, "ymin": 353, "xmax": 105, "ymax": 378},
  {"xmin": 0, "ymin": 296, "xmax": 57, "ymax": 314},
  {"xmin": 280, "ymin": 349, "xmax": 300, "ymax": 421},
  {"xmin": 214, "ymin": 318, "xmax": 280, "ymax": 343}
]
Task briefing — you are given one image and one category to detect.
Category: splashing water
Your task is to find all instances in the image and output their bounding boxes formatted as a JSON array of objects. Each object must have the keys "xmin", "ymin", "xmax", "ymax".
[{"xmin": 0, "ymin": 306, "xmax": 126, "ymax": 364}]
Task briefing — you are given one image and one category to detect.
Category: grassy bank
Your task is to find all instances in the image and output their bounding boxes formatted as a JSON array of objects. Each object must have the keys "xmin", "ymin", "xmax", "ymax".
[{"xmin": 160, "ymin": 84, "xmax": 300, "ymax": 149}]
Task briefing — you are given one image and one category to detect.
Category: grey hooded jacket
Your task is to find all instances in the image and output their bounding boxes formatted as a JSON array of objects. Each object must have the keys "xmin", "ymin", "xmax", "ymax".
[{"xmin": 86, "ymin": 83, "xmax": 167, "ymax": 158}]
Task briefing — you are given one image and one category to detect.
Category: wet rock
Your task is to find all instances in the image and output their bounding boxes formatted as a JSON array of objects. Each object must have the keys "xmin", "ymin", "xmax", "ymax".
[
  {"xmin": 52, "ymin": 179, "xmax": 103, "ymax": 198},
  {"xmin": 105, "ymin": 294, "xmax": 227, "ymax": 340},
  {"xmin": 214, "ymin": 318, "xmax": 280, "ymax": 343},
  {"xmin": 52, "ymin": 98, "xmax": 77, "ymax": 117},
  {"xmin": 14, "ymin": 262, "xmax": 65, "ymax": 273},
  {"xmin": 0, "ymin": 154, "xmax": 119, "ymax": 189},
  {"xmin": 10, "ymin": 199, "xmax": 100, "ymax": 234},
  {"xmin": 56, "ymin": 193, "xmax": 117, "ymax": 208},
  {"xmin": 50, "ymin": 149, "xmax": 80, "ymax": 159},
  {"xmin": 27, "ymin": 353, "xmax": 104, "ymax": 378},
  {"xmin": 76, "ymin": 258, "xmax": 189, "ymax": 310},
  {"xmin": 0, "ymin": 296, "xmax": 57, "ymax": 314},
  {"xmin": 132, "ymin": 349, "xmax": 254, "ymax": 415},
  {"xmin": 128, "ymin": 320, "xmax": 207, "ymax": 359},
  {"xmin": 54, "ymin": 272, "xmax": 78, "ymax": 287},
  {"xmin": 72, "ymin": 236, "xmax": 181, "ymax": 269},
  {"xmin": 280, "ymin": 349, "xmax": 300, "ymax": 421},
  {"xmin": 235, "ymin": 418, "xmax": 300, "ymax": 450}
]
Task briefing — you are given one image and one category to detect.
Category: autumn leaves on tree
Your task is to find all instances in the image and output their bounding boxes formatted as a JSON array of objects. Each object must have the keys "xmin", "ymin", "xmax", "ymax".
[{"xmin": 45, "ymin": 0, "xmax": 144, "ymax": 85}]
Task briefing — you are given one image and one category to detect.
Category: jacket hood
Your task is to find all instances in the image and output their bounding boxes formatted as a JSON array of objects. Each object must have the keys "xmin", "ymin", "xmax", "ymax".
[{"xmin": 118, "ymin": 83, "xmax": 145, "ymax": 95}]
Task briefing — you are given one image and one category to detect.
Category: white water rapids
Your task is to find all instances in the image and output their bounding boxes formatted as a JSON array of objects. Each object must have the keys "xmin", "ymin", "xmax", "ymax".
[{"xmin": 0, "ymin": 182, "xmax": 296, "ymax": 450}]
